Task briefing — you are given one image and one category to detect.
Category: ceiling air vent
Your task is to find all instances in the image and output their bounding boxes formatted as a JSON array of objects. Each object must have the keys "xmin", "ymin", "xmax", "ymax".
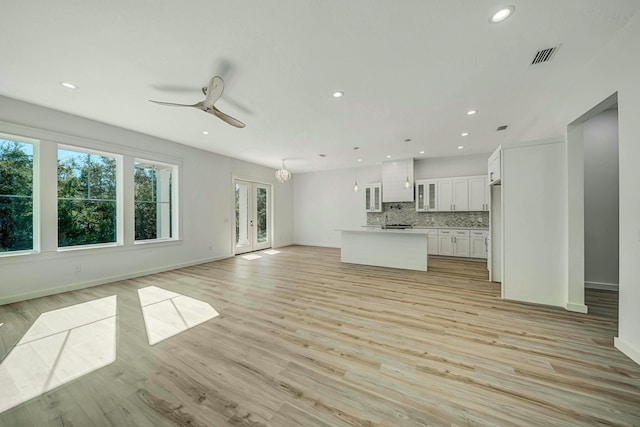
[
  {"xmin": 530, "ymin": 45, "xmax": 561, "ymax": 65},
  {"xmin": 497, "ymin": 125, "xmax": 508, "ymax": 131}
]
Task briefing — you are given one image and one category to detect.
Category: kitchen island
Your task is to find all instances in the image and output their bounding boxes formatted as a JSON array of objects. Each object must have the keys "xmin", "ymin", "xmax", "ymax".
[{"xmin": 337, "ymin": 228, "xmax": 429, "ymax": 271}]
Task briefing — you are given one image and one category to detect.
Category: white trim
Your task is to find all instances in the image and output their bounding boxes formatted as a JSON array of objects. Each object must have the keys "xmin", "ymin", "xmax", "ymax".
[
  {"xmin": 0, "ymin": 255, "xmax": 230, "ymax": 305},
  {"xmin": 614, "ymin": 337, "xmax": 640, "ymax": 366},
  {"xmin": 585, "ymin": 281, "xmax": 619, "ymax": 291},
  {"xmin": 565, "ymin": 302, "xmax": 588, "ymax": 313}
]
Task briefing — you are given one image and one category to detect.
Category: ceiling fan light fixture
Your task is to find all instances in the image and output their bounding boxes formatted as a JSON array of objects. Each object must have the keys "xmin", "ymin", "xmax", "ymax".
[{"xmin": 275, "ymin": 159, "xmax": 291, "ymax": 183}]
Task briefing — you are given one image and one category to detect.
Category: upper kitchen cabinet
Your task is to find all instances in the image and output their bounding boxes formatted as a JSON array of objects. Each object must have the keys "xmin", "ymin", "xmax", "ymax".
[
  {"xmin": 488, "ymin": 146, "xmax": 501, "ymax": 184},
  {"xmin": 365, "ymin": 183, "xmax": 382, "ymax": 212},
  {"xmin": 438, "ymin": 178, "xmax": 469, "ymax": 211},
  {"xmin": 382, "ymin": 159, "xmax": 414, "ymax": 202},
  {"xmin": 469, "ymin": 176, "xmax": 490, "ymax": 211},
  {"xmin": 415, "ymin": 179, "xmax": 438, "ymax": 211}
]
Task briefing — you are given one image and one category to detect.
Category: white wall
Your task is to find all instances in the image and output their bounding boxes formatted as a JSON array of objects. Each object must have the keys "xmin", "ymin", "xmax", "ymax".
[
  {"xmin": 293, "ymin": 165, "xmax": 380, "ymax": 247},
  {"xmin": 502, "ymin": 139, "xmax": 567, "ymax": 307},
  {"xmin": 414, "ymin": 154, "xmax": 488, "ymax": 179},
  {"xmin": 583, "ymin": 109, "xmax": 619, "ymax": 287},
  {"xmin": 0, "ymin": 95, "xmax": 293, "ymax": 304}
]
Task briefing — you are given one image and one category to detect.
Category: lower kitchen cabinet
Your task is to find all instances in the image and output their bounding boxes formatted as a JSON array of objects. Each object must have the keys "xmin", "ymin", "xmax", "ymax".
[
  {"xmin": 434, "ymin": 229, "xmax": 485, "ymax": 259},
  {"xmin": 452, "ymin": 230, "xmax": 470, "ymax": 257},
  {"xmin": 470, "ymin": 230, "xmax": 489, "ymax": 258}
]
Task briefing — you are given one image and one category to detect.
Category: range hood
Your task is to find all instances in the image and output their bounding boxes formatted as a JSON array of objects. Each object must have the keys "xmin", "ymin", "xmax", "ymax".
[{"xmin": 382, "ymin": 158, "xmax": 414, "ymax": 202}]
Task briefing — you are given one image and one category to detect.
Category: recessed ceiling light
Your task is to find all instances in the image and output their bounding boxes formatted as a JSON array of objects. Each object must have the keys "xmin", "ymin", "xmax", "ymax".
[
  {"xmin": 357, "ymin": 158, "xmax": 362, "ymax": 162},
  {"xmin": 490, "ymin": 6, "xmax": 515, "ymax": 23},
  {"xmin": 319, "ymin": 153, "xmax": 327, "ymax": 157},
  {"xmin": 202, "ymin": 131, "xmax": 209, "ymax": 135},
  {"xmin": 404, "ymin": 138, "xmax": 411, "ymax": 142},
  {"xmin": 467, "ymin": 110, "xmax": 477, "ymax": 115},
  {"xmin": 332, "ymin": 91, "xmax": 344, "ymax": 98},
  {"xmin": 461, "ymin": 132, "xmax": 470, "ymax": 137},
  {"xmin": 458, "ymin": 146, "xmax": 464, "ymax": 150},
  {"xmin": 386, "ymin": 155, "xmax": 391, "ymax": 158},
  {"xmin": 419, "ymin": 150, "xmax": 425, "ymax": 154},
  {"xmin": 61, "ymin": 82, "xmax": 77, "ymax": 89}
]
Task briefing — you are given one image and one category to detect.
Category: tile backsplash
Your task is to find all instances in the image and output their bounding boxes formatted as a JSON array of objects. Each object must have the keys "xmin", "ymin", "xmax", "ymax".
[{"xmin": 367, "ymin": 202, "xmax": 489, "ymax": 228}]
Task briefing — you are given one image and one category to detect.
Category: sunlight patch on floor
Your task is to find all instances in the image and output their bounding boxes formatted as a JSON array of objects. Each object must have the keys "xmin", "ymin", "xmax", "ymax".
[
  {"xmin": 241, "ymin": 254, "xmax": 262, "ymax": 260},
  {"xmin": 138, "ymin": 286, "xmax": 219, "ymax": 345},
  {"xmin": 262, "ymin": 250, "xmax": 280, "ymax": 255},
  {"xmin": 0, "ymin": 296, "xmax": 117, "ymax": 414}
]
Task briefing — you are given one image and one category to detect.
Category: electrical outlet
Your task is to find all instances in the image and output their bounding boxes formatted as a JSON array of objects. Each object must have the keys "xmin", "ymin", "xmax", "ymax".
[
  {"xmin": 208, "ymin": 245, "xmax": 213, "ymax": 251},
  {"xmin": 75, "ymin": 265, "xmax": 81, "ymax": 273}
]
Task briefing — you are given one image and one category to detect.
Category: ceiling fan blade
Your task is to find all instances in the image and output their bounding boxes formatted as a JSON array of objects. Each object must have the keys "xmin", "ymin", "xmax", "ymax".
[
  {"xmin": 149, "ymin": 100, "xmax": 202, "ymax": 108},
  {"xmin": 210, "ymin": 106, "xmax": 245, "ymax": 128},
  {"xmin": 202, "ymin": 76, "xmax": 224, "ymax": 109}
]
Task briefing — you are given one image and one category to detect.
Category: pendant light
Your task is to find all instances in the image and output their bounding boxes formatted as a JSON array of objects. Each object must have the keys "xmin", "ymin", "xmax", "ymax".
[
  {"xmin": 353, "ymin": 146, "xmax": 360, "ymax": 192},
  {"xmin": 354, "ymin": 168, "xmax": 359, "ymax": 192},
  {"xmin": 404, "ymin": 139, "xmax": 411, "ymax": 189},
  {"xmin": 275, "ymin": 159, "xmax": 291, "ymax": 183}
]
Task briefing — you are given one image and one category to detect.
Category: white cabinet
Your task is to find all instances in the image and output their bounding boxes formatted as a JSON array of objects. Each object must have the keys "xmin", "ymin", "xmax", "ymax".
[
  {"xmin": 469, "ymin": 176, "xmax": 490, "ymax": 211},
  {"xmin": 415, "ymin": 179, "xmax": 438, "ymax": 211},
  {"xmin": 470, "ymin": 230, "xmax": 488, "ymax": 259},
  {"xmin": 438, "ymin": 229, "xmax": 469, "ymax": 256},
  {"xmin": 438, "ymin": 230, "xmax": 454, "ymax": 255},
  {"xmin": 425, "ymin": 229, "xmax": 438, "ymax": 255},
  {"xmin": 365, "ymin": 184, "xmax": 382, "ymax": 212},
  {"xmin": 453, "ymin": 230, "xmax": 470, "ymax": 257},
  {"xmin": 488, "ymin": 146, "xmax": 501, "ymax": 184},
  {"xmin": 438, "ymin": 178, "xmax": 469, "ymax": 211}
]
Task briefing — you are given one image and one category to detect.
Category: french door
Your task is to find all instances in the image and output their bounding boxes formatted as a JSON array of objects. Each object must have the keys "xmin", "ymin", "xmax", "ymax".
[{"xmin": 234, "ymin": 180, "xmax": 271, "ymax": 254}]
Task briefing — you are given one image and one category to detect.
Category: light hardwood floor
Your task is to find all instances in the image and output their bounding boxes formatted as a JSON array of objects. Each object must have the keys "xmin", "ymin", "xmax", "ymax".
[{"xmin": 1, "ymin": 246, "xmax": 639, "ymax": 426}]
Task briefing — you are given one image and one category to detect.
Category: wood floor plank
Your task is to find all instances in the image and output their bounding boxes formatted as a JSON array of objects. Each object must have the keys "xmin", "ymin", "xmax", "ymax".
[{"xmin": 1, "ymin": 245, "xmax": 639, "ymax": 426}]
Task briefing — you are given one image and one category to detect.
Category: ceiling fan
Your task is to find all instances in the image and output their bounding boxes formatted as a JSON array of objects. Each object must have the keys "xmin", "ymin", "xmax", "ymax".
[{"xmin": 150, "ymin": 76, "xmax": 245, "ymax": 128}]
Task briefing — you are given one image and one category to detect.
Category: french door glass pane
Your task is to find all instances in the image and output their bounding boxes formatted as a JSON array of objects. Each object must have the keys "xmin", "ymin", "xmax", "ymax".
[
  {"xmin": 256, "ymin": 187, "xmax": 267, "ymax": 243},
  {"xmin": 235, "ymin": 183, "xmax": 249, "ymax": 246}
]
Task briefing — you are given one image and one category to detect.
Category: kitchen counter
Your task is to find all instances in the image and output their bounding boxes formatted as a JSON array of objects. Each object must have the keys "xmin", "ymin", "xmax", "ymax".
[
  {"xmin": 362, "ymin": 225, "xmax": 488, "ymax": 230},
  {"xmin": 337, "ymin": 229, "xmax": 428, "ymax": 271}
]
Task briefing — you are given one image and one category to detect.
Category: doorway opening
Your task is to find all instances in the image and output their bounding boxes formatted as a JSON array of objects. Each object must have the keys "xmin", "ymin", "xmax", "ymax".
[
  {"xmin": 234, "ymin": 180, "xmax": 271, "ymax": 255},
  {"xmin": 566, "ymin": 92, "xmax": 619, "ymax": 315}
]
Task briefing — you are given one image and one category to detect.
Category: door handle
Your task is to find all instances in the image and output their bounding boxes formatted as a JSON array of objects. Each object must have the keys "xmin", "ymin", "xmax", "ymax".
[{"xmin": 490, "ymin": 172, "xmax": 494, "ymax": 180}]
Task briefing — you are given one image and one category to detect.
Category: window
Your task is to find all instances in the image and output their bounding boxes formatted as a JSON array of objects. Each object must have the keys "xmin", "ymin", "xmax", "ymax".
[
  {"xmin": 57, "ymin": 147, "xmax": 119, "ymax": 247},
  {"xmin": 0, "ymin": 137, "xmax": 34, "ymax": 253},
  {"xmin": 134, "ymin": 161, "xmax": 176, "ymax": 241}
]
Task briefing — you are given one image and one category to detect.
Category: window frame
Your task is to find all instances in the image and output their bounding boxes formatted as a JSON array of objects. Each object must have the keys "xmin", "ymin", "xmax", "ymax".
[
  {"xmin": 0, "ymin": 132, "xmax": 40, "ymax": 257},
  {"xmin": 56, "ymin": 144, "xmax": 124, "ymax": 251},
  {"xmin": 133, "ymin": 158, "xmax": 179, "ymax": 244}
]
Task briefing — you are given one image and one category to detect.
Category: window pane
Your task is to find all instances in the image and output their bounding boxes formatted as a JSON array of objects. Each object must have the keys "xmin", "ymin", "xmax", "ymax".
[
  {"xmin": 58, "ymin": 148, "xmax": 117, "ymax": 247},
  {"xmin": 0, "ymin": 139, "xmax": 34, "ymax": 252},
  {"xmin": 134, "ymin": 162, "xmax": 174, "ymax": 241}
]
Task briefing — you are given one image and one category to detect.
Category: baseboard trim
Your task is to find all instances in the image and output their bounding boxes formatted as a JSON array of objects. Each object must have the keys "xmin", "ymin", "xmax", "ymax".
[
  {"xmin": 614, "ymin": 337, "xmax": 640, "ymax": 366},
  {"xmin": 585, "ymin": 281, "xmax": 619, "ymax": 291},
  {"xmin": 565, "ymin": 302, "xmax": 589, "ymax": 313},
  {"xmin": 274, "ymin": 241, "xmax": 294, "ymax": 248},
  {"xmin": 0, "ymin": 255, "xmax": 230, "ymax": 305}
]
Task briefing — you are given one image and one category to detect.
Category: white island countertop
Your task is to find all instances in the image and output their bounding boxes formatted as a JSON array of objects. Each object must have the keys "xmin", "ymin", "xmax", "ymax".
[
  {"xmin": 337, "ymin": 229, "xmax": 429, "ymax": 271},
  {"xmin": 337, "ymin": 228, "xmax": 433, "ymax": 235}
]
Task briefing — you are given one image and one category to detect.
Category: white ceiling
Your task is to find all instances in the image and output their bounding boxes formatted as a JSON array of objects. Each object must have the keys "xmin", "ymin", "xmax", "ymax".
[{"xmin": 1, "ymin": 1, "xmax": 638, "ymax": 173}]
